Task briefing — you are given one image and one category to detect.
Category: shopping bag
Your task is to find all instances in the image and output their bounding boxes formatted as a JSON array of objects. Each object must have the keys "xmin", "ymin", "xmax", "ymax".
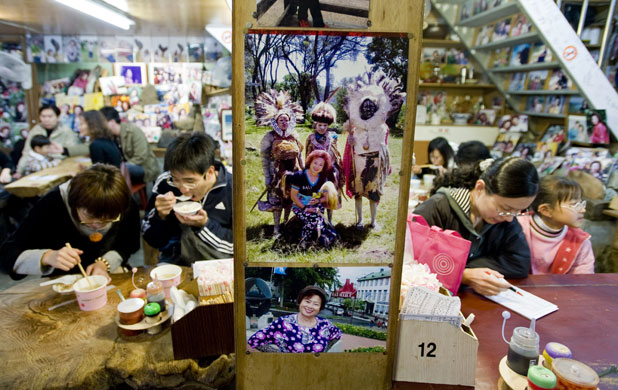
[{"xmin": 405, "ymin": 213, "xmax": 471, "ymax": 294}]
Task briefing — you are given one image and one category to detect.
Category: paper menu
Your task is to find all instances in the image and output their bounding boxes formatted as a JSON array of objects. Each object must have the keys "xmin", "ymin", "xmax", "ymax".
[
  {"xmin": 400, "ymin": 287, "xmax": 463, "ymax": 326},
  {"xmin": 483, "ymin": 286, "xmax": 558, "ymax": 320}
]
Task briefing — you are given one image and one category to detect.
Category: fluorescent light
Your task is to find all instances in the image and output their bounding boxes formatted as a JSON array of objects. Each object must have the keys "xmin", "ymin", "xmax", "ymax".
[
  {"xmin": 101, "ymin": 0, "xmax": 129, "ymax": 12},
  {"xmin": 54, "ymin": 0, "xmax": 135, "ymax": 30}
]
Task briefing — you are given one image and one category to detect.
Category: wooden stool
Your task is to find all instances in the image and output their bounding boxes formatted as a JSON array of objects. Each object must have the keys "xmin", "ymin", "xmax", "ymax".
[{"xmin": 131, "ymin": 182, "xmax": 148, "ymax": 211}]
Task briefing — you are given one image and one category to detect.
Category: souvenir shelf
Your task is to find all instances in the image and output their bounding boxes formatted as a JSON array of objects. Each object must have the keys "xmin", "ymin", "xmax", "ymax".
[
  {"xmin": 431, "ymin": 0, "xmax": 605, "ymax": 121},
  {"xmin": 418, "ymin": 82, "xmax": 495, "ymax": 89}
]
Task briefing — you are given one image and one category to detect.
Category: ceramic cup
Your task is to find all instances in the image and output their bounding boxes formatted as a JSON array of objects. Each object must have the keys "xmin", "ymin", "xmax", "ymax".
[
  {"xmin": 73, "ymin": 275, "xmax": 109, "ymax": 311},
  {"xmin": 150, "ymin": 264, "xmax": 182, "ymax": 298}
]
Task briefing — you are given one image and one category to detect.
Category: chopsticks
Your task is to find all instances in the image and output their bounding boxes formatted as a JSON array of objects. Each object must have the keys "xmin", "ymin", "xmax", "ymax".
[{"xmin": 65, "ymin": 243, "xmax": 93, "ymax": 289}]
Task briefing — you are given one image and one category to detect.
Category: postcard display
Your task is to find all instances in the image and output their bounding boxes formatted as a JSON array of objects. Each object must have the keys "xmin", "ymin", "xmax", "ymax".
[{"xmin": 232, "ymin": 0, "xmax": 476, "ymax": 389}]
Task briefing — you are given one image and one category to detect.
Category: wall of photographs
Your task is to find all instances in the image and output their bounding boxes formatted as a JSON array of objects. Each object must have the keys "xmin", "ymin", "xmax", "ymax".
[
  {"xmin": 0, "ymin": 41, "xmax": 29, "ymax": 150},
  {"xmin": 233, "ymin": 0, "xmax": 424, "ymax": 389}
]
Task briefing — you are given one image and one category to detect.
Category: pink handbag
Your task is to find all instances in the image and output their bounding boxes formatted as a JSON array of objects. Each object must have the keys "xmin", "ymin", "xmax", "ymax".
[{"xmin": 405, "ymin": 213, "xmax": 472, "ymax": 294}]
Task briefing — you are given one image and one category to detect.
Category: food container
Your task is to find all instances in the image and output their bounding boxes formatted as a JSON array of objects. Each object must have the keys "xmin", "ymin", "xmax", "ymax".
[
  {"xmin": 543, "ymin": 342, "xmax": 572, "ymax": 370},
  {"xmin": 117, "ymin": 298, "xmax": 145, "ymax": 336},
  {"xmin": 173, "ymin": 201, "xmax": 201, "ymax": 216},
  {"xmin": 150, "ymin": 264, "xmax": 182, "ymax": 298},
  {"xmin": 73, "ymin": 275, "xmax": 109, "ymax": 311},
  {"xmin": 452, "ymin": 113, "xmax": 472, "ymax": 125},
  {"xmin": 552, "ymin": 358, "xmax": 599, "ymax": 390}
]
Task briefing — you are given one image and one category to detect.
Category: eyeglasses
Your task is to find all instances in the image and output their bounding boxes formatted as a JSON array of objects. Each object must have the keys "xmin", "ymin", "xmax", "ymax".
[
  {"xmin": 497, "ymin": 209, "xmax": 531, "ymax": 217},
  {"xmin": 166, "ymin": 175, "xmax": 203, "ymax": 190},
  {"xmin": 79, "ymin": 214, "xmax": 121, "ymax": 226},
  {"xmin": 563, "ymin": 200, "xmax": 586, "ymax": 212}
]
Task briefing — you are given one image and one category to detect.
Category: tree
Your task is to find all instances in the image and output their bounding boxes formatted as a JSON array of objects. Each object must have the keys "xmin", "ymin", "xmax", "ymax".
[{"xmin": 364, "ymin": 37, "xmax": 409, "ymax": 92}]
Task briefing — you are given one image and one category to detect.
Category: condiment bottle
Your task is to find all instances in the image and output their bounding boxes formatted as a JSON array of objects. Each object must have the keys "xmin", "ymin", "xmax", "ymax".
[
  {"xmin": 542, "ymin": 342, "xmax": 572, "ymax": 370},
  {"xmin": 552, "ymin": 358, "xmax": 599, "ymax": 390},
  {"xmin": 146, "ymin": 278, "xmax": 166, "ymax": 312},
  {"xmin": 144, "ymin": 302, "xmax": 162, "ymax": 335},
  {"xmin": 526, "ymin": 365, "xmax": 557, "ymax": 390},
  {"xmin": 506, "ymin": 318, "xmax": 540, "ymax": 376}
]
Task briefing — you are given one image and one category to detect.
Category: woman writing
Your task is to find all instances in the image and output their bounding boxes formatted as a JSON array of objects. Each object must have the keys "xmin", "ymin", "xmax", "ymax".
[
  {"xmin": 78, "ymin": 110, "xmax": 122, "ymax": 167},
  {"xmin": 248, "ymin": 285, "xmax": 341, "ymax": 353},
  {"xmin": 287, "ymin": 150, "xmax": 338, "ymax": 249},
  {"xmin": 1, "ymin": 164, "xmax": 140, "ymax": 280},
  {"xmin": 414, "ymin": 157, "xmax": 539, "ymax": 295}
]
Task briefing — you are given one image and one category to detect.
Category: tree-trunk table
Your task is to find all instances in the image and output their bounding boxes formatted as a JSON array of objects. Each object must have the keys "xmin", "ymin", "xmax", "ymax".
[{"xmin": 0, "ymin": 269, "xmax": 235, "ymax": 389}]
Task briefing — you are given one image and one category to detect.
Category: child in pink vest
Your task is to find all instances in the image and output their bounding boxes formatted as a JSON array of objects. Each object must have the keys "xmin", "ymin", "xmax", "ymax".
[{"xmin": 517, "ymin": 176, "xmax": 594, "ymax": 274}]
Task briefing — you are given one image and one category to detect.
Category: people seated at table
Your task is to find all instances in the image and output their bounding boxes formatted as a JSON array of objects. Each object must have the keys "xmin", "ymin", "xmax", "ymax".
[
  {"xmin": 78, "ymin": 110, "xmax": 122, "ymax": 168},
  {"xmin": 248, "ymin": 285, "xmax": 341, "ymax": 353},
  {"xmin": 413, "ymin": 137, "xmax": 455, "ymax": 177},
  {"xmin": 517, "ymin": 176, "xmax": 594, "ymax": 274},
  {"xmin": 1, "ymin": 164, "xmax": 140, "ymax": 280},
  {"xmin": 414, "ymin": 157, "xmax": 539, "ymax": 295},
  {"xmin": 454, "ymin": 140, "xmax": 491, "ymax": 168},
  {"xmin": 15, "ymin": 104, "xmax": 88, "ymax": 177},
  {"xmin": 100, "ymin": 107, "xmax": 160, "ymax": 184},
  {"xmin": 22, "ymin": 135, "xmax": 62, "ymax": 175},
  {"xmin": 142, "ymin": 133, "xmax": 233, "ymax": 264}
]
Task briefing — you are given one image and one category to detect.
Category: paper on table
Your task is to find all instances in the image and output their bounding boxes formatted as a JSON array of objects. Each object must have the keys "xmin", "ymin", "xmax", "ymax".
[
  {"xmin": 74, "ymin": 157, "xmax": 91, "ymax": 163},
  {"xmin": 483, "ymin": 286, "xmax": 558, "ymax": 320},
  {"xmin": 23, "ymin": 174, "xmax": 60, "ymax": 181}
]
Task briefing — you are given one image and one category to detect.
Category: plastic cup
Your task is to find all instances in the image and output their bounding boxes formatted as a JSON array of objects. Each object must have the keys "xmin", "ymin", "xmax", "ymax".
[
  {"xmin": 150, "ymin": 264, "xmax": 182, "ymax": 298},
  {"xmin": 423, "ymin": 174, "xmax": 436, "ymax": 188},
  {"xmin": 73, "ymin": 275, "xmax": 109, "ymax": 311}
]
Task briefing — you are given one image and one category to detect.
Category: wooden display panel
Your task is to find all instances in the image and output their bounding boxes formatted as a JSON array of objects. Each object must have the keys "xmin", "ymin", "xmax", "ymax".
[{"xmin": 232, "ymin": 1, "xmax": 424, "ymax": 389}]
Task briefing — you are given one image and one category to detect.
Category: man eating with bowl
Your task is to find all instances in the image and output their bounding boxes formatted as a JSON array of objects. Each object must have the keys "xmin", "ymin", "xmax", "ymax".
[{"xmin": 142, "ymin": 133, "xmax": 233, "ymax": 264}]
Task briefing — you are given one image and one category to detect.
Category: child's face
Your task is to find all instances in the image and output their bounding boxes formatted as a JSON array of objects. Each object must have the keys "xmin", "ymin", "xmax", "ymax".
[
  {"xmin": 429, "ymin": 149, "xmax": 445, "ymax": 167},
  {"xmin": 548, "ymin": 198, "xmax": 586, "ymax": 228},
  {"xmin": 34, "ymin": 145, "xmax": 51, "ymax": 156},
  {"xmin": 314, "ymin": 122, "xmax": 329, "ymax": 135},
  {"xmin": 309, "ymin": 157, "xmax": 325, "ymax": 174}
]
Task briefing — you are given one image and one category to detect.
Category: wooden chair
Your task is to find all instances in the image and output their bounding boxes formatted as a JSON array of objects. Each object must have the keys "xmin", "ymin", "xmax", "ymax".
[{"xmin": 120, "ymin": 163, "xmax": 148, "ymax": 211}]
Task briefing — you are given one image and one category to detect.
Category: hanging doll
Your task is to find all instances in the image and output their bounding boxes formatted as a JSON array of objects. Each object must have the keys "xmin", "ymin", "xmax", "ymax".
[
  {"xmin": 305, "ymin": 96, "xmax": 344, "ymax": 223},
  {"xmin": 256, "ymin": 89, "xmax": 305, "ymax": 237},
  {"xmin": 342, "ymin": 71, "xmax": 405, "ymax": 230}
]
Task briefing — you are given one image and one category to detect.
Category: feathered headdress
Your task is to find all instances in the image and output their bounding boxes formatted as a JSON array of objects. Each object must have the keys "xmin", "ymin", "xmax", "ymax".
[
  {"xmin": 310, "ymin": 88, "xmax": 339, "ymax": 125},
  {"xmin": 254, "ymin": 89, "xmax": 304, "ymax": 128}
]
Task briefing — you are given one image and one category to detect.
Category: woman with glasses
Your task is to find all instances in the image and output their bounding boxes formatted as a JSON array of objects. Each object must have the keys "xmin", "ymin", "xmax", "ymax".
[
  {"xmin": 1, "ymin": 164, "xmax": 140, "ymax": 280},
  {"xmin": 517, "ymin": 176, "xmax": 594, "ymax": 274},
  {"xmin": 414, "ymin": 157, "xmax": 539, "ymax": 295}
]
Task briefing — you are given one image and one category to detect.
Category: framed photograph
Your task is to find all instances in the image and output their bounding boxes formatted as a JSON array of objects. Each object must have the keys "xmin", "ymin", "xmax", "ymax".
[
  {"xmin": 510, "ymin": 14, "xmax": 532, "ymax": 37},
  {"xmin": 544, "ymin": 95, "xmax": 566, "ymax": 115},
  {"xmin": 79, "ymin": 35, "xmax": 99, "ymax": 62},
  {"xmin": 98, "ymin": 36, "xmax": 117, "ymax": 63},
  {"xmin": 491, "ymin": 47, "xmax": 511, "ymax": 68},
  {"xmin": 98, "ymin": 76, "xmax": 127, "ymax": 96},
  {"xmin": 587, "ymin": 109, "xmax": 609, "ymax": 144},
  {"xmin": 116, "ymin": 36, "xmax": 134, "ymax": 62},
  {"xmin": 492, "ymin": 18, "xmax": 511, "ymax": 42},
  {"xmin": 541, "ymin": 124, "xmax": 566, "ymax": 144},
  {"xmin": 474, "ymin": 109, "xmax": 496, "ymax": 126},
  {"xmin": 476, "ymin": 24, "xmax": 494, "ymax": 46},
  {"xmin": 567, "ymin": 96, "xmax": 589, "ymax": 113},
  {"xmin": 221, "ymin": 109, "xmax": 233, "ymax": 141},
  {"xmin": 525, "ymin": 95, "xmax": 545, "ymax": 113},
  {"xmin": 114, "ymin": 63, "xmax": 146, "ymax": 85},
  {"xmin": 508, "ymin": 72, "xmax": 527, "ymax": 91},
  {"xmin": 27, "ymin": 35, "xmax": 45, "ymax": 63},
  {"xmin": 537, "ymin": 156, "xmax": 565, "ymax": 177},
  {"xmin": 605, "ymin": 65, "xmax": 617, "ymax": 88},
  {"xmin": 254, "ymin": 0, "xmax": 370, "ymax": 29},
  {"xmin": 245, "ymin": 31, "xmax": 407, "ymax": 264},
  {"xmin": 63, "ymin": 36, "xmax": 81, "ymax": 63},
  {"xmin": 532, "ymin": 142, "xmax": 559, "ymax": 162},
  {"xmin": 547, "ymin": 69, "xmax": 572, "ymax": 90},
  {"xmin": 510, "ymin": 43, "xmax": 531, "ymax": 66},
  {"xmin": 422, "ymin": 47, "xmax": 446, "ymax": 63},
  {"xmin": 492, "ymin": 132, "xmax": 521, "ymax": 155},
  {"xmin": 473, "ymin": 0, "xmax": 489, "ymax": 15},
  {"xmin": 566, "ymin": 114, "xmax": 588, "ymax": 143},
  {"xmin": 498, "ymin": 114, "xmax": 528, "ymax": 132},
  {"xmin": 43, "ymin": 35, "xmax": 63, "ymax": 63},
  {"xmin": 530, "ymin": 42, "xmax": 553, "ymax": 63},
  {"xmin": 134, "ymin": 36, "xmax": 152, "ymax": 63},
  {"xmin": 459, "ymin": 0, "xmax": 474, "ymax": 21},
  {"xmin": 245, "ymin": 266, "xmax": 390, "ymax": 353},
  {"xmin": 526, "ymin": 70, "xmax": 549, "ymax": 90},
  {"xmin": 148, "ymin": 63, "xmax": 184, "ymax": 85},
  {"xmin": 152, "ymin": 36, "xmax": 170, "ymax": 62},
  {"xmin": 511, "ymin": 142, "xmax": 536, "ymax": 160}
]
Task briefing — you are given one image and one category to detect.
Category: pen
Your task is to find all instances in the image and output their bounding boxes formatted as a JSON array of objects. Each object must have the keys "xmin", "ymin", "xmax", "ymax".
[{"xmin": 485, "ymin": 271, "xmax": 524, "ymax": 296}]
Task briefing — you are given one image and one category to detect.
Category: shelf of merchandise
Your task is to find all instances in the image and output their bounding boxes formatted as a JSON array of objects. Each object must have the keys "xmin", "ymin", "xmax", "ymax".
[
  {"xmin": 418, "ymin": 82, "xmax": 496, "ymax": 89},
  {"xmin": 506, "ymin": 89, "xmax": 580, "ymax": 95},
  {"xmin": 472, "ymin": 31, "xmax": 538, "ymax": 51},
  {"xmin": 457, "ymin": 2, "xmax": 520, "ymax": 27},
  {"xmin": 422, "ymin": 38, "xmax": 464, "ymax": 47},
  {"xmin": 487, "ymin": 62, "xmax": 561, "ymax": 73}
]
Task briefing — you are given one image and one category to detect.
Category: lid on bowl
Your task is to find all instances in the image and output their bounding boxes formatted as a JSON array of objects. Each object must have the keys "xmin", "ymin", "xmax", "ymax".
[
  {"xmin": 144, "ymin": 302, "xmax": 161, "ymax": 316},
  {"xmin": 552, "ymin": 358, "xmax": 599, "ymax": 386}
]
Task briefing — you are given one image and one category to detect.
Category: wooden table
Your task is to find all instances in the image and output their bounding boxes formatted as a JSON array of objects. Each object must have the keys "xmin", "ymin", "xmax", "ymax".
[
  {"xmin": 394, "ymin": 274, "xmax": 618, "ymax": 390},
  {"xmin": 4, "ymin": 156, "xmax": 91, "ymax": 198},
  {"xmin": 0, "ymin": 268, "xmax": 235, "ymax": 390}
]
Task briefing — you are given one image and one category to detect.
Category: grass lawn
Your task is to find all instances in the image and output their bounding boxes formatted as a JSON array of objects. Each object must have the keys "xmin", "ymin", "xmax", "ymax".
[{"xmin": 244, "ymin": 120, "xmax": 404, "ymax": 264}]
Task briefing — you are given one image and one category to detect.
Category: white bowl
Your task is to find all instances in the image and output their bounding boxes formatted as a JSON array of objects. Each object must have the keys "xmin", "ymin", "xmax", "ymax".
[
  {"xmin": 173, "ymin": 201, "xmax": 201, "ymax": 216},
  {"xmin": 52, "ymin": 274, "xmax": 83, "ymax": 294},
  {"xmin": 452, "ymin": 113, "xmax": 472, "ymax": 125}
]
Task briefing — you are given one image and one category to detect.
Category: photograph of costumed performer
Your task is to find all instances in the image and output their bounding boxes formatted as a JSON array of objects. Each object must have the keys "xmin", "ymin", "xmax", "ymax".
[
  {"xmin": 247, "ymin": 285, "xmax": 342, "ymax": 353},
  {"xmin": 255, "ymin": 90, "xmax": 305, "ymax": 238},
  {"xmin": 305, "ymin": 95, "xmax": 344, "ymax": 224},
  {"xmin": 343, "ymin": 71, "xmax": 406, "ymax": 230},
  {"xmin": 284, "ymin": 150, "xmax": 339, "ymax": 249}
]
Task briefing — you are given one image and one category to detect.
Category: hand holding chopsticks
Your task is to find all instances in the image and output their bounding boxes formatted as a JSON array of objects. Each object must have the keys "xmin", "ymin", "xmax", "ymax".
[{"xmin": 65, "ymin": 243, "xmax": 93, "ymax": 289}]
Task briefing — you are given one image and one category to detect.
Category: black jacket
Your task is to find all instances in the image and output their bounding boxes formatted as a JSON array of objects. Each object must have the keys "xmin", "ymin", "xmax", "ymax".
[
  {"xmin": 142, "ymin": 163, "xmax": 233, "ymax": 262},
  {"xmin": 414, "ymin": 190, "xmax": 531, "ymax": 278}
]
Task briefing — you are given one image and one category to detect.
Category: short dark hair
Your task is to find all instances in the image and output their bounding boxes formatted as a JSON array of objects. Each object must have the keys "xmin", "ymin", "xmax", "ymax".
[
  {"xmin": 455, "ymin": 141, "xmax": 490, "ymax": 167},
  {"xmin": 164, "ymin": 132, "xmax": 216, "ymax": 174},
  {"xmin": 68, "ymin": 164, "xmax": 130, "ymax": 221},
  {"xmin": 81, "ymin": 110, "xmax": 113, "ymax": 140},
  {"xmin": 428, "ymin": 137, "xmax": 454, "ymax": 167},
  {"xmin": 30, "ymin": 134, "xmax": 51, "ymax": 149},
  {"xmin": 532, "ymin": 176, "xmax": 582, "ymax": 213},
  {"xmin": 39, "ymin": 104, "xmax": 60, "ymax": 116},
  {"xmin": 99, "ymin": 106, "xmax": 121, "ymax": 124},
  {"xmin": 296, "ymin": 285, "xmax": 327, "ymax": 311},
  {"xmin": 432, "ymin": 157, "xmax": 539, "ymax": 198}
]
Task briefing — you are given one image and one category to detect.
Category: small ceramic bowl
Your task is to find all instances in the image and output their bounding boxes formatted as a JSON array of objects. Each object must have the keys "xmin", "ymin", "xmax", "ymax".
[{"xmin": 173, "ymin": 201, "xmax": 201, "ymax": 216}]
